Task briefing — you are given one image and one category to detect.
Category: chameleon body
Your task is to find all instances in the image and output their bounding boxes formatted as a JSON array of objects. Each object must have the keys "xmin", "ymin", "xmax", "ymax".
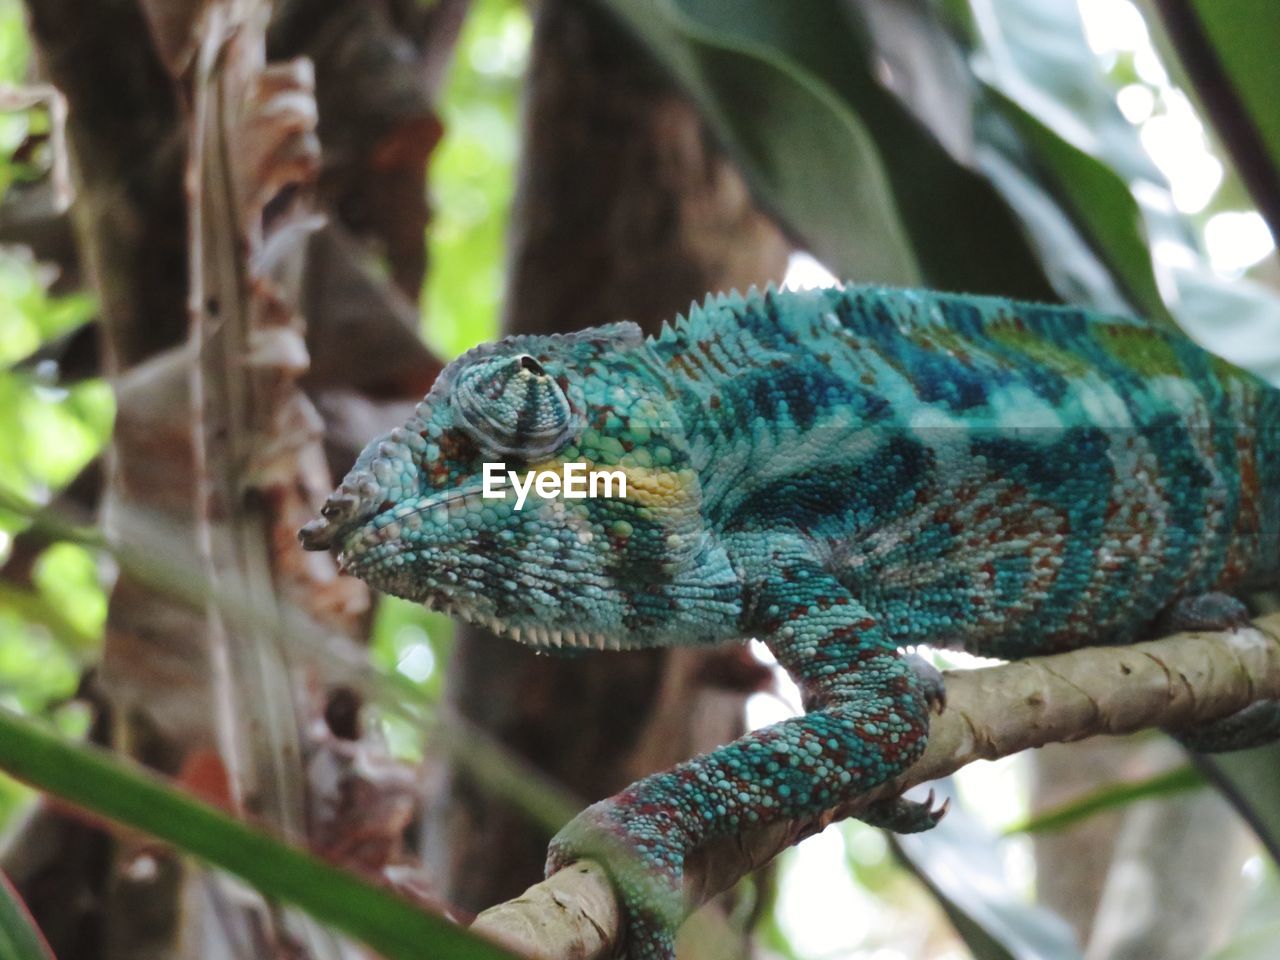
[{"xmin": 300, "ymin": 285, "xmax": 1280, "ymax": 960}]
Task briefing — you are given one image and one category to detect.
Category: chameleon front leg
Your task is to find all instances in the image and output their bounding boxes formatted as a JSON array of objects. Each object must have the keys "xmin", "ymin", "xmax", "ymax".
[{"xmin": 546, "ymin": 551, "xmax": 935, "ymax": 960}]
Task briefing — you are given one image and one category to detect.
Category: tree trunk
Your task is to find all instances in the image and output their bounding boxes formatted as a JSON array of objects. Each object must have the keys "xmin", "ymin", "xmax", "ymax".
[
  {"xmin": 425, "ymin": 2, "xmax": 789, "ymax": 943},
  {"xmin": 13, "ymin": 0, "xmax": 458, "ymax": 956}
]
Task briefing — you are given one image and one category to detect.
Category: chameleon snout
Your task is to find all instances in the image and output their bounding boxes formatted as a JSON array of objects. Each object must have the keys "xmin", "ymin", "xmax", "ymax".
[
  {"xmin": 297, "ymin": 516, "xmax": 336, "ymax": 551},
  {"xmin": 298, "ymin": 489, "xmax": 367, "ymax": 552}
]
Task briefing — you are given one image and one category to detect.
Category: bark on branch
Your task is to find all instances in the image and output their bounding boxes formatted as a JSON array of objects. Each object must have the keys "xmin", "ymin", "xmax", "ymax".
[{"xmin": 472, "ymin": 614, "xmax": 1280, "ymax": 959}]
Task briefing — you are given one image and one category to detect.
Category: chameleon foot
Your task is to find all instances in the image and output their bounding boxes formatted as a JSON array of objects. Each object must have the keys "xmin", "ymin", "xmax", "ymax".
[
  {"xmin": 1153, "ymin": 592, "xmax": 1251, "ymax": 636},
  {"xmin": 1154, "ymin": 594, "xmax": 1280, "ymax": 752},
  {"xmin": 547, "ymin": 800, "xmax": 683, "ymax": 960},
  {"xmin": 905, "ymin": 652, "xmax": 947, "ymax": 713},
  {"xmin": 1173, "ymin": 700, "xmax": 1280, "ymax": 753},
  {"xmin": 858, "ymin": 788, "xmax": 950, "ymax": 833}
]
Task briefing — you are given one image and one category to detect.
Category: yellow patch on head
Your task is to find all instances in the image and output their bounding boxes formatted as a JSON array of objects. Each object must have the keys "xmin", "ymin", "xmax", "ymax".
[
  {"xmin": 613, "ymin": 463, "xmax": 706, "ymax": 568},
  {"xmin": 619, "ymin": 465, "xmax": 701, "ymax": 509}
]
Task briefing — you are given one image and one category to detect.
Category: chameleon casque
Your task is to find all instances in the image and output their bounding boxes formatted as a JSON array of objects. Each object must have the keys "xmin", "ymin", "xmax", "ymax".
[{"xmin": 300, "ymin": 284, "xmax": 1280, "ymax": 959}]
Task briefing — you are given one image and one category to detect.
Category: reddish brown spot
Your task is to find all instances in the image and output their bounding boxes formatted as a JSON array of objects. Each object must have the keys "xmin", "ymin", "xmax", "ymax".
[
  {"xmin": 437, "ymin": 428, "xmax": 479, "ymax": 463},
  {"xmin": 698, "ymin": 341, "xmax": 729, "ymax": 375},
  {"xmin": 177, "ymin": 749, "xmax": 234, "ymax": 812}
]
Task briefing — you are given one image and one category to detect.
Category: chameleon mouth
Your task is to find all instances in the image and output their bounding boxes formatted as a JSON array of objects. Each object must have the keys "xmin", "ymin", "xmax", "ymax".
[{"xmin": 299, "ymin": 517, "xmax": 340, "ymax": 552}]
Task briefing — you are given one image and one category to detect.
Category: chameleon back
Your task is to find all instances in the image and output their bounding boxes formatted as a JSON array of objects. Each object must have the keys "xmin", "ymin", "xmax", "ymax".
[{"xmin": 653, "ymin": 285, "xmax": 1280, "ymax": 657}]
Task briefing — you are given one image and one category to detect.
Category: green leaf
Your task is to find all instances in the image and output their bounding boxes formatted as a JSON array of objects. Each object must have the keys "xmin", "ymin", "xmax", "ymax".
[
  {"xmin": 595, "ymin": 0, "xmax": 921, "ymax": 285},
  {"xmin": 1164, "ymin": 0, "xmax": 1280, "ymax": 230},
  {"xmin": 965, "ymin": 0, "xmax": 1174, "ymax": 323},
  {"xmin": 663, "ymin": 0, "xmax": 1058, "ymax": 298},
  {"xmin": 1004, "ymin": 765, "xmax": 1204, "ymax": 835},
  {"xmin": 1188, "ymin": 0, "xmax": 1280, "ymax": 160},
  {"xmin": 0, "ymin": 871, "xmax": 54, "ymax": 960},
  {"xmin": 0, "ymin": 706, "xmax": 514, "ymax": 960},
  {"xmin": 967, "ymin": 0, "xmax": 1280, "ymax": 384},
  {"xmin": 987, "ymin": 90, "xmax": 1172, "ymax": 323}
]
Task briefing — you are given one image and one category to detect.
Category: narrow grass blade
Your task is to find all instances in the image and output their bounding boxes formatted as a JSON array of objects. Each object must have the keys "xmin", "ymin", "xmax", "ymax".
[
  {"xmin": 1004, "ymin": 765, "xmax": 1204, "ymax": 835},
  {"xmin": 0, "ymin": 871, "xmax": 55, "ymax": 960},
  {"xmin": 0, "ymin": 707, "xmax": 513, "ymax": 960}
]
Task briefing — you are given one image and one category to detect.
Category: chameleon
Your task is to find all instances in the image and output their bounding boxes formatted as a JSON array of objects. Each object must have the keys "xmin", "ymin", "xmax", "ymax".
[{"xmin": 299, "ymin": 284, "xmax": 1280, "ymax": 960}]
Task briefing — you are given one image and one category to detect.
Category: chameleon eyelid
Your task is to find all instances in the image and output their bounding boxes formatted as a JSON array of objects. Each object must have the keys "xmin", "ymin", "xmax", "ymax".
[{"xmin": 451, "ymin": 353, "xmax": 577, "ymax": 458}]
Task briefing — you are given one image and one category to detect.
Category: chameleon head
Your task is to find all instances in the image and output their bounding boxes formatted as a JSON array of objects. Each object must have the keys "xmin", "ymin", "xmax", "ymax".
[{"xmin": 299, "ymin": 321, "xmax": 725, "ymax": 650}]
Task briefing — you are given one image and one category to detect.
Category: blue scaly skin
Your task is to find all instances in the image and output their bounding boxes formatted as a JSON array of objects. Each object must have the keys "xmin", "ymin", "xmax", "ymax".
[{"xmin": 300, "ymin": 284, "xmax": 1280, "ymax": 959}]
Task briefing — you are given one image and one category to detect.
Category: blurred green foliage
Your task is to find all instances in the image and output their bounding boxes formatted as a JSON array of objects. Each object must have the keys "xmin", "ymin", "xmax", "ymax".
[
  {"xmin": 0, "ymin": 0, "xmax": 107, "ymax": 827},
  {"xmin": 0, "ymin": 0, "xmax": 45, "ymax": 198},
  {"xmin": 0, "ymin": 0, "xmax": 28, "ymax": 195},
  {"xmin": 420, "ymin": 0, "xmax": 528, "ymax": 359},
  {"xmin": 0, "ymin": 0, "xmax": 25, "ymax": 81},
  {"xmin": 0, "ymin": 305, "xmax": 107, "ymax": 812},
  {"xmin": 0, "ymin": 256, "xmax": 110, "ymax": 725}
]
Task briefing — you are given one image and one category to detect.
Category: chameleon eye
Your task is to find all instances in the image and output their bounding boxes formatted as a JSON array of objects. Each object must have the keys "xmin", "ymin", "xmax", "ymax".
[{"xmin": 451, "ymin": 353, "xmax": 576, "ymax": 459}]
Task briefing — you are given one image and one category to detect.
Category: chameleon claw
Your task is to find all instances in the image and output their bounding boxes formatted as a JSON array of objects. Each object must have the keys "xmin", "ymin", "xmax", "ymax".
[
  {"xmin": 933, "ymin": 795, "xmax": 951, "ymax": 824},
  {"xmin": 859, "ymin": 789, "xmax": 949, "ymax": 833},
  {"xmin": 920, "ymin": 789, "xmax": 951, "ymax": 821},
  {"xmin": 926, "ymin": 686, "xmax": 947, "ymax": 715}
]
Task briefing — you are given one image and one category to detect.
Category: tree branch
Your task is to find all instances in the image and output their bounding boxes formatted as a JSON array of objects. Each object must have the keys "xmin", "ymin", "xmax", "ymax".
[{"xmin": 471, "ymin": 614, "xmax": 1280, "ymax": 959}]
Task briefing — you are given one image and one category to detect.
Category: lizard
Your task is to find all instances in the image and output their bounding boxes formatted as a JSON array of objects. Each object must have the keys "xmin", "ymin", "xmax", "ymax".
[{"xmin": 299, "ymin": 284, "xmax": 1280, "ymax": 960}]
